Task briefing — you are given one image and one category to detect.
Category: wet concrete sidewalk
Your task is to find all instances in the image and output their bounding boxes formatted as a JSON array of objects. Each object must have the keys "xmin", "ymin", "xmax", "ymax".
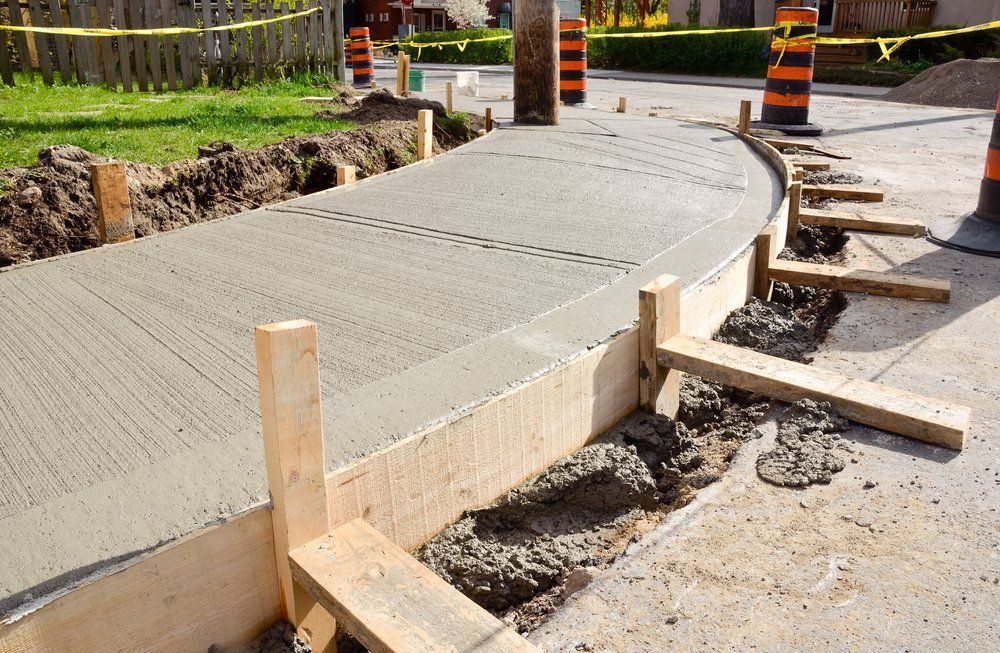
[{"xmin": 0, "ymin": 104, "xmax": 780, "ymax": 612}]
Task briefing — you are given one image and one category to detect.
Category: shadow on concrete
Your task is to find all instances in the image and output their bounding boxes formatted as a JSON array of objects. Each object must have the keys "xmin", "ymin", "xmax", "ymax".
[
  {"xmin": 842, "ymin": 423, "xmax": 962, "ymax": 464},
  {"xmin": 821, "ymin": 112, "xmax": 985, "ymax": 138}
]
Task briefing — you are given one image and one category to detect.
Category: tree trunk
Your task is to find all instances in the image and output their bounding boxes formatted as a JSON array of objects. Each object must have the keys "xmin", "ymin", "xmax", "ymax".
[
  {"xmin": 718, "ymin": 0, "xmax": 755, "ymax": 27},
  {"xmin": 513, "ymin": 0, "xmax": 559, "ymax": 125},
  {"xmin": 613, "ymin": 0, "xmax": 621, "ymax": 27}
]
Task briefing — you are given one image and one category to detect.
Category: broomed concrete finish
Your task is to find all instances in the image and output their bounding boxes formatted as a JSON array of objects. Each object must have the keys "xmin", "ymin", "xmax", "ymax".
[{"xmin": 0, "ymin": 107, "xmax": 780, "ymax": 611}]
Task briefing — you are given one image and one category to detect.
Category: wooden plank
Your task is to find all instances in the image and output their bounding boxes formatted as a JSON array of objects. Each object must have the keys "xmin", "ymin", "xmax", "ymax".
[
  {"xmin": 445, "ymin": 80, "xmax": 452, "ymax": 113},
  {"xmin": 158, "ymin": 0, "xmax": 176, "ymax": 90},
  {"xmin": 127, "ymin": 0, "xmax": 149, "ymax": 90},
  {"xmin": 416, "ymin": 108, "xmax": 432, "ymax": 160},
  {"xmin": 68, "ymin": 0, "xmax": 89, "ymax": 83},
  {"xmin": 802, "ymin": 184, "xmax": 884, "ymax": 202},
  {"xmin": 754, "ymin": 224, "xmax": 777, "ymax": 300},
  {"xmin": 638, "ymin": 274, "xmax": 680, "ymax": 417},
  {"xmin": 336, "ymin": 164, "xmax": 355, "ymax": 185},
  {"xmin": 176, "ymin": 0, "xmax": 193, "ymax": 88},
  {"xmin": 799, "ymin": 207, "xmax": 926, "ymax": 236},
  {"xmin": 255, "ymin": 320, "xmax": 337, "ymax": 652},
  {"xmin": 235, "ymin": 0, "xmax": 248, "ymax": 79},
  {"xmin": 184, "ymin": 0, "xmax": 199, "ymax": 85},
  {"xmin": 766, "ymin": 138, "xmax": 852, "ymax": 159},
  {"xmin": 768, "ymin": 259, "xmax": 950, "ymax": 302},
  {"xmin": 0, "ymin": 22, "xmax": 14, "ymax": 85},
  {"xmin": 789, "ymin": 159, "xmax": 831, "ymax": 171},
  {"xmin": 90, "ymin": 161, "xmax": 136, "ymax": 243},
  {"xmin": 290, "ymin": 519, "xmax": 540, "ymax": 653},
  {"xmin": 112, "ymin": 0, "xmax": 133, "ymax": 91},
  {"xmin": 395, "ymin": 52, "xmax": 404, "ymax": 95},
  {"xmin": 217, "ymin": 1, "xmax": 232, "ymax": 86},
  {"xmin": 0, "ymin": 508, "xmax": 281, "ymax": 653},
  {"xmin": 617, "ymin": 96, "xmax": 626, "ymax": 112},
  {"xmin": 280, "ymin": 2, "xmax": 292, "ymax": 68},
  {"xmin": 266, "ymin": 2, "xmax": 278, "ymax": 65},
  {"xmin": 657, "ymin": 334, "xmax": 969, "ymax": 450},
  {"xmin": 320, "ymin": 0, "xmax": 332, "ymax": 73},
  {"xmin": 738, "ymin": 99, "xmax": 750, "ymax": 134},
  {"xmin": 252, "ymin": 1, "xmax": 263, "ymax": 82},
  {"xmin": 27, "ymin": 0, "xmax": 54, "ymax": 85},
  {"xmin": 144, "ymin": 0, "xmax": 163, "ymax": 91},
  {"xmin": 332, "ymin": 0, "xmax": 344, "ymax": 81},
  {"xmin": 788, "ymin": 180, "xmax": 802, "ymax": 241},
  {"xmin": 294, "ymin": 0, "xmax": 305, "ymax": 69},
  {"xmin": 202, "ymin": 0, "xmax": 217, "ymax": 85},
  {"xmin": 95, "ymin": 0, "xmax": 118, "ymax": 89},
  {"xmin": 5, "ymin": 0, "xmax": 33, "ymax": 78},
  {"xmin": 47, "ymin": 0, "xmax": 73, "ymax": 83},
  {"xmin": 84, "ymin": 2, "xmax": 103, "ymax": 84},
  {"xmin": 308, "ymin": 0, "xmax": 318, "ymax": 72}
]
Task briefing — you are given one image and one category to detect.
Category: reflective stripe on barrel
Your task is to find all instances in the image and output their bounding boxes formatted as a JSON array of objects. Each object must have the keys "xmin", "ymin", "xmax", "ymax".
[
  {"xmin": 559, "ymin": 18, "xmax": 586, "ymax": 105},
  {"xmin": 349, "ymin": 27, "xmax": 374, "ymax": 87},
  {"xmin": 975, "ymin": 94, "xmax": 1000, "ymax": 222},
  {"xmin": 760, "ymin": 7, "xmax": 818, "ymax": 127}
]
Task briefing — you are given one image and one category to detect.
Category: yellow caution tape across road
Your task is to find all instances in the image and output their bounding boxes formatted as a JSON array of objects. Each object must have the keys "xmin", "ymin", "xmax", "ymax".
[{"xmin": 0, "ymin": 6, "xmax": 319, "ymax": 37}]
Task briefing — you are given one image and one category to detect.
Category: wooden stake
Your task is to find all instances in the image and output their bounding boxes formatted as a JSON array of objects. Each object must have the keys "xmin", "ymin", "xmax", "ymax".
[
  {"xmin": 738, "ymin": 100, "xmax": 751, "ymax": 134},
  {"xmin": 638, "ymin": 274, "xmax": 680, "ymax": 418},
  {"xmin": 754, "ymin": 225, "xmax": 777, "ymax": 300},
  {"xmin": 617, "ymin": 96, "xmax": 626, "ymax": 113},
  {"xmin": 416, "ymin": 108, "xmax": 433, "ymax": 161},
  {"xmin": 799, "ymin": 207, "xmax": 926, "ymax": 236},
  {"xmin": 445, "ymin": 80, "xmax": 453, "ymax": 113},
  {"xmin": 658, "ymin": 334, "xmax": 968, "ymax": 449},
  {"xmin": 768, "ymin": 259, "xmax": 950, "ymax": 302},
  {"xmin": 396, "ymin": 52, "xmax": 406, "ymax": 96},
  {"xmin": 485, "ymin": 107, "xmax": 493, "ymax": 132},
  {"xmin": 788, "ymin": 180, "xmax": 803, "ymax": 241},
  {"xmin": 255, "ymin": 319, "xmax": 336, "ymax": 652},
  {"xmin": 513, "ymin": 0, "xmax": 559, "ymax": 125},
  {"xmin": 336, "ymin": 165, "xmax": 356, "ymax": 186},
  {"xmin": 793, "ymin": 168, "xmax": 804, "ymax": 183},
  {"xmin": 370, "ymin": 79, "xmax": 376, "ymax": 89},
  {"xmin": 90, "ymin": 162, "xmax": 135, "ymax": 245},
  {"xmin": 802, "ymin": 184, "xmax": 884, "ymax": 202}
]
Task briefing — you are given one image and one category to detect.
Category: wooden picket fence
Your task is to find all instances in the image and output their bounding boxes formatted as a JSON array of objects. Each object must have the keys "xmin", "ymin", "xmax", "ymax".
[{"xmin": 0, "ymin": 0, "xmax": 346, "ymax": 89}]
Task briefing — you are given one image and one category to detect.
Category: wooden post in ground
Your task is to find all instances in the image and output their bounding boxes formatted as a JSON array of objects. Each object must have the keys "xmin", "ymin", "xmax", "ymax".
[
  {"xmin": 90, "ymin": 162, "xmax": 135, "ymax": 244},
  {"xmin": 788, "ymin": 180, "xmax": 803, "ymax": 241},
  {"xmin": 333, "ymin": 0, "xmax": 346, "ymax": 82},
  {"xmin": 755, "ymin": 224, "xmax": 777, "ymax": 300},
  {"xmin": 617, "ymin": 96, "xmax": 626, "ymax": 113},
  {"xmin": 255, "ymin": 320, "xmax": 337, "ymax": 653},
  {"xmin": 639, "ymin": 274, "xmax": 680, "ymax": 418},
  {"xmin": 738, "ymin": 100, "xmax": 751, "ymax": 134},
  {"xmin": 513, "ymin": 0, "xmax": 559, "ymax": 125},
  {"xmin": 445, "ymin": 81, "xmax": 453, "ymax": 113},
  {"xmin": 336, "ymin": 165, "xmax": 356, "ymax": 186},
  {"xmin": 416, "ymin": 108, "xmax": 433, "ymax": 161},
  {"xmin": 396, "ymin": 53, "xmax": 406, "ymax": 95},
  {"xmin": 485, "ymin": 107, "xmax": 493, "ymax": 132}
]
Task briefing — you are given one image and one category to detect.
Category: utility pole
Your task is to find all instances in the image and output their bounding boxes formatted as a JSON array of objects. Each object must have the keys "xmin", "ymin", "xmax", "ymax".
[{"xmin": 513, "ymin": 0, "xmax": 559, "ymax": 125}]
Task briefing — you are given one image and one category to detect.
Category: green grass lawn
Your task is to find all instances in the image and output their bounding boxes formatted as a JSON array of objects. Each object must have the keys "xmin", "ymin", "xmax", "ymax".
[{"xmin": 0, "ymin": 75, "xmax": 354, "ymax": 168}]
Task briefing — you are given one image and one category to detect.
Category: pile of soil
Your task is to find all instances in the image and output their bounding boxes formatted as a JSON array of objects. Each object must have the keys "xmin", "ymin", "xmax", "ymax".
[
  {"xmin": 756, "ymin": 400, "xmax": 852, "ymax": 487},
  {"xmin": 882, "ymin": 58, "xmax": 1000, "ymax": 109},
  {"xmin": 210, "ymin": 621, "xmax": 309, "ymax": 653},
  {"xmin": 0, "ymin": 90, "xmax": 479, "ymax": 268}
]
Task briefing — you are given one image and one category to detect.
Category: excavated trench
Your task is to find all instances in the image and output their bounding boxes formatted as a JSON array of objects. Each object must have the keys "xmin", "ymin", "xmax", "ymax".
[{"xmin": 0, "ymin": 90, "xmax": 481, "ymax": 268}]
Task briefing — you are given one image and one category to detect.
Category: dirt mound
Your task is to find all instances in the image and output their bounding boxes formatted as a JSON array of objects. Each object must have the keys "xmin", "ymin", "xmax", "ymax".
[
  {"xmin": 0, "ymin": 93, "xmax": 478, "ymax": 268},
  {"xmin": 756, "ymin": 400, "xmax": 852, "ymax": 487},
  {"xmin": 715, "ymin": 298, "xmax": 816, "ymax": 362},
  {"xmin": 882, "ymin": 58, "xmax": 1000, "ymax": 109}
]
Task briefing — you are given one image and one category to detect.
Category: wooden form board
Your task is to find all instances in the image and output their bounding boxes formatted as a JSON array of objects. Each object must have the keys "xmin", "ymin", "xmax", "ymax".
[
  {"xmin": 657, "ymin": 335, "xmax": 969, "ymax": 449},
  {"xmin": 769, "ymin": 259, "xmax": 950, "ymax": 302},
  {"xmin": 290, "ymin": 519, "xmax": 538, "ymax": 652},
  {"xmin": 799, "ymin": 207, "xmax": 926, "ymax": 236},
  {"xmin": 790, "ymin": 160, "xmax": 831, "ymax": 171},
  {"xmin": 802, "ymin": 184, "xmax": 884, "ymax": 202},
  {"xmin": 416, "ymin": 109, "xmax": 433, "ymax": 161}
]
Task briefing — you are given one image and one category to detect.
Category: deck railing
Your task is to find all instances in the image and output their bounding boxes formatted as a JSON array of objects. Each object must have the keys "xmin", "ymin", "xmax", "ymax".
[{"xmin": 833, "ymin": 0, "xmax": 937, "ymax": 34}]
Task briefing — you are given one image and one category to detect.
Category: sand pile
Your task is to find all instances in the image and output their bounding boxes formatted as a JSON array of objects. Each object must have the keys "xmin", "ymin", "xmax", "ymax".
[{"xmin": 883, "ymin": 58, "xmax": 1000, "ymax": 109}]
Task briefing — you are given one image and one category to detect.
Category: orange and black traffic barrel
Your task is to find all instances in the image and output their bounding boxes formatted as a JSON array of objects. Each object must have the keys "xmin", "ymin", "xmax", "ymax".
[
  {"xmin": 350, "ymin": 27, "xmax": 374, "ymax": 88},
  {"xmin": 345, "ymin": 42, "xmax": 353, "ymax": 68},
  {"xmin": 753, "ymin": 6, "xmax": 822, "ymax": 136},
  {"xmin": 927, "ymin": 92, "xmax": 1000, "ymax": 256},
  {"xmin": 559, "ymin": 18, "xmax": 587, "ymax": 106}
]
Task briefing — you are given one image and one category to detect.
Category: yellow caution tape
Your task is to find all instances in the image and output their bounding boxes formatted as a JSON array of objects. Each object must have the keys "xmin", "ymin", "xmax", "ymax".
[{"xmin": 0, "ymin": 6, "xmax": 318, "ymax": 37}]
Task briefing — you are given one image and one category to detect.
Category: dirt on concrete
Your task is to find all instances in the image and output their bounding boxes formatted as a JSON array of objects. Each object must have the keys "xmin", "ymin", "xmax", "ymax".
[
  {"xmin": 715, "ymin": 298, "xmax": 817, "ymax": 362},
  {"xmin": 756, "ymin": 399, "xmax": 852, "ymax": 487},
  {"xmin": 803, "ymin": 170, "xmax": 864, "ymax": 185},
  {"xmin": 0, "ymin": 90, "xmax": 479, "ymax": 268},
  {"xmin": 883, "ymin": 58, "xmax": 1000, "ymax": 109}
]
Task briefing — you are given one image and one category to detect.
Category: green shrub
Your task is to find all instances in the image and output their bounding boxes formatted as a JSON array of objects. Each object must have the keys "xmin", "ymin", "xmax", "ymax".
[
  {"xmin": 867, "ymin": 26, "xmax": 1000, "ymax": 64},
  {"xmin": 401, "ymin": 29, "xmax": 512, "ymax": 65},
  {"xmin": 587, "ymin": 24, "xmax": 769, "ymax": 77}
]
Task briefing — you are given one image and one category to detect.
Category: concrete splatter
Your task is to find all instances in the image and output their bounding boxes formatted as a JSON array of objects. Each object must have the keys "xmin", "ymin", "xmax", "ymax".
[{"xmin": 757, "ymin": 400, "xmax": 852, "ymax": 487}]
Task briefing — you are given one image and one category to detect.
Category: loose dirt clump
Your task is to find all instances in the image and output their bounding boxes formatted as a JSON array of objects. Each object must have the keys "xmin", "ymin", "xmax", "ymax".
[
  {"xmin": 715, "ymin": 298, "xmax": 816, "ymax": 362},
  {"xmin": 210, "ymin": 621, "xmax": 310, "ymax": 653},
  {"xmin": 803, "ymin": 170, "xmax": 863, "ymax": 186},
  {"xmin": 883, "ymin": 58, "xmax": 1000, "ymax": 110},
  {"xmin": 756, "ymin": 400, "xmax": 852, "ymax": 487},
  {"xmin": 0, "ymin": 91, "xmax": 478, "ymax": 267}
]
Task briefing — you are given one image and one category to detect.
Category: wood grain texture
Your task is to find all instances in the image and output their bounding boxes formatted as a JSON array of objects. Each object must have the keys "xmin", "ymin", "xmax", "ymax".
[
  {"xmin": 290, "ymin": 519, "xmax": 539, "ymax": 653},
  {"xmin": 754, "ymin": 225, "xmax": 777, "ymax": 300},
  {"xmin": 769, "ymin": 259, "xmax": 949, "ymax": 302},
  {"xmin": 799, "ymin": 207, "xmax": 926, "ymax": 235},
  {"xmin": 789, "ymin": 159, "xmax": 831, "ymax": 171},
  {"xmin": 90, "ymin": 162, "xmax": 135, "ymax": 243},
  {"xmin": 639, "ymin": 274, "xmax": 680, "ymax": 417},
  {"xmin": 416, "ymin": 108, "xmax": 433, "ymax": 161},
  {"xmin": 658, "ymin": 335, "xmax": 968, "ymax": 450},
  {"xmin": 802, "ymin": 184, "xmax": 884, "ymax": 202},
  {"xmin": 787, "ymin": 180, "xmax": 802, "ymax": 241},
  {"xmin": 738, "ymin": 100, "xmax": 751, "ymax": 134}
]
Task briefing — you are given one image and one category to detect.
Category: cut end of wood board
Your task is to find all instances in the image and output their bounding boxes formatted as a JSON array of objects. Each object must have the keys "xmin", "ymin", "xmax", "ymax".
[
  {"xmin": 768, "ymin": 259, "xmax": 949, "ymax": 302},
  {"xmin": 289, "ymin": 519, "xmax": 539, "ymax": 652},
  {"xmin": 657, "ymin": 335, "xmax": 969, "ymax": 450},
  {"xmin": 798, "ymin": 208, "xmax": 926, "ymax": 236},
  {"xmin": 790, "ymin": 160, "xmax": 831, "ymax": 171},
  {"xmin": 802, "ymin": 184, "xmax": 884, "ymax": 202}
]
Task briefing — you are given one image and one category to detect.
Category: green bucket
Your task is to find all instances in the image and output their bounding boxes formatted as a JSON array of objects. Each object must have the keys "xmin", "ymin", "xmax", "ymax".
[{"xmin": 408, "ymin": 69, "xmax": 425, "ymax": 92}]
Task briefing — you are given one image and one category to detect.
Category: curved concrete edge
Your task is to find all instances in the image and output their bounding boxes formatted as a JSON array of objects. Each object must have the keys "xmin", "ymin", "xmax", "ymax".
[{"xmin": 0, "ymin": 128, "xmax": 792, "ymax": 653}]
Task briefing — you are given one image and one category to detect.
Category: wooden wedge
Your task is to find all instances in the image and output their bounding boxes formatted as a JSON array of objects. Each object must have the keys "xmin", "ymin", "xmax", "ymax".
[{"xmin": 657, "ymin": 335, "xmax": 968, "ymax": 449}]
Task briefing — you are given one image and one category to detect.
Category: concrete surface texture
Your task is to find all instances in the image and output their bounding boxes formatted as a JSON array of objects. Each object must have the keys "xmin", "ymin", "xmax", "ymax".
[{"xmin": 0, "ymin": 104, "xmax": 779, "ymax": 610}]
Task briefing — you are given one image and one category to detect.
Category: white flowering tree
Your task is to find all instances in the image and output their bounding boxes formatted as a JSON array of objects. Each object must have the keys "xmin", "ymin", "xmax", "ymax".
[{"xmin": 443, "ymin": 0, "xmax": 490, "ymax": 29}]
